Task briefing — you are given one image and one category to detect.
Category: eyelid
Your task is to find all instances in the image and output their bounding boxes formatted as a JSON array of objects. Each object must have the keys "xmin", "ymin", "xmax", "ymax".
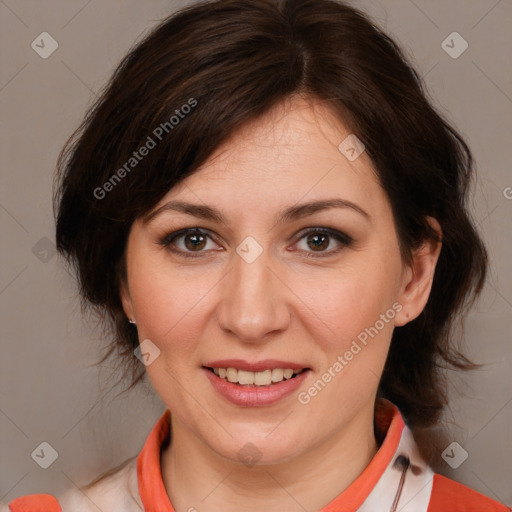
[
  {"xmin": 159, "ymin": 227, "xmax": 217, "ymax": 247},
  {"xmin": 291, "ymin": 227, "xmax": 353, "ymax": 258},
  {"xmin": 293, "ymin": 226, "xmax": 353, "ymax": 246}
]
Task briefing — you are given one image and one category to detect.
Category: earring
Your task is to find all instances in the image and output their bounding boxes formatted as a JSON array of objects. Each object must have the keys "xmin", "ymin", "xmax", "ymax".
[{"xmin": 129, "ymin": 319, "xmax": 136, "ymax": 325}]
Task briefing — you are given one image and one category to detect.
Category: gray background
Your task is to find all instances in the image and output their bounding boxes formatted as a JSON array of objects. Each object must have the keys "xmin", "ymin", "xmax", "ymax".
[{"xmin": 1, "ymin": 0, "xmax": 511, "ymax": 507}]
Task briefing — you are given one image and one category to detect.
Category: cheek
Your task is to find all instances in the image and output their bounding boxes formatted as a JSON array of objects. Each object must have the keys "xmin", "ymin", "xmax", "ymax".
[
  {"xmin": 298, "ymin": 258, "xmax": 401, "ymax": 352},
  {"xmin": 127, "ymin": 258, "xmax": 216, "ymax": 356},
  {"xmin": 127, "ymin": 262, "xmax": 215, "ymax": 410},
  {"xmin": 298, "ymin": 275, "xmax": 399, "ymax": 413}
]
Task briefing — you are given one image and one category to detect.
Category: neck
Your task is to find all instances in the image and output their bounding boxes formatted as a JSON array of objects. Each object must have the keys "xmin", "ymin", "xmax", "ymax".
[{"xmin": 161, "ymin": 403, "xmax": 379, "ymax": 512}]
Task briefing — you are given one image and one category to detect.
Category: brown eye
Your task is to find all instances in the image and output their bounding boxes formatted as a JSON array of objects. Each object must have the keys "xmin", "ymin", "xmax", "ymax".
[
  {"xmin": 160, "ymin": 228, "xmax": 219, "ymax": 258},
  {"xmin": 306, "ymin": 232, "xmax": 330, "ymax": 251},
  {"xmin": 295, "ymin": 228, "xmax": 353, "ymax": 258},
  {"xmin": 183, "ymin": 232, "xmax": 207, "ymax": 251}
]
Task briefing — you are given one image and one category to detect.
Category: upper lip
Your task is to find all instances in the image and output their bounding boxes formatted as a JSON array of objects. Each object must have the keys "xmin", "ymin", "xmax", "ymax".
[{"xmin": 203, "ymin": 359, "xmax": 309, "ymax": 372}]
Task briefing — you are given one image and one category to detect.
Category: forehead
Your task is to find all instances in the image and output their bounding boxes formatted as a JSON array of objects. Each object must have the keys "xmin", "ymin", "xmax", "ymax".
[{"xmin": 156, "ymin": 96, "xmax": 387, "ymax": 219}]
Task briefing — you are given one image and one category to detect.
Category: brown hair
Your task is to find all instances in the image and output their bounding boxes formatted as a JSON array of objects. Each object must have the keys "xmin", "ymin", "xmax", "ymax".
[{"xmin": 55, "ymin": 0, "xmax": 487, "ymax": 428}]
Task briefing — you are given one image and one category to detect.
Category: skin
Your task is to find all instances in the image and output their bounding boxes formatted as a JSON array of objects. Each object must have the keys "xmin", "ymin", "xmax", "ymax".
[{"xmin": 121, "ymin": 95, "xmax": 441, "ymax": 512}]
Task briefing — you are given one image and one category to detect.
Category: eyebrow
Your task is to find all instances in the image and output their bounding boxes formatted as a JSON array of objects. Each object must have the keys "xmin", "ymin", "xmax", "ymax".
[{"xmin": 143, "ymin": 198, "xmax": 371, "ymax": 225}]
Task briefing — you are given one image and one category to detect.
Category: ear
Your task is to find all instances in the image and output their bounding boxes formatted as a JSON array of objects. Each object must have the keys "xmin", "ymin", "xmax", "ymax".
[
  {"xmin": 394, "ymin": 217, "xmax": 442, "ymax": 327},
  {"xmin": 120, "ymin": 277, "xmax": 135, "ymax": 323}
]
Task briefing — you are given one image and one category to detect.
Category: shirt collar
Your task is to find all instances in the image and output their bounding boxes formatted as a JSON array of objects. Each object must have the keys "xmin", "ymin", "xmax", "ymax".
[{"xmin": 136, "ymin": 399, "xmax": 433, "ymax": 511}]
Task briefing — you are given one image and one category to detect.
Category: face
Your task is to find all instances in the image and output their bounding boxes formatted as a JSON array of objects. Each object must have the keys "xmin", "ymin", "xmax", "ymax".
[{"xmin": 121, "ymin": 95, "xmax": 437, "ymax": 465}]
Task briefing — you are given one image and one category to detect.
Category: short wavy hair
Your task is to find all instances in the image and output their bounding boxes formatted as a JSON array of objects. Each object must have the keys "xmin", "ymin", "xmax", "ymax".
[{"xmin": 55, "ymin": 0, "xmax": 487, "ymax": 428}]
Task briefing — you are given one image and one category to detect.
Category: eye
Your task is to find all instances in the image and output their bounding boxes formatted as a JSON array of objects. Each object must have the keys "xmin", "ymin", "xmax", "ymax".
[
  {"xmin": 293, "ymin": 228, "xmax": 353, "ymax": 258},
  {"xmin": 160, "ymin": 228, "xmax": 220, "ymax": 258},
  {"xmin": 159, "ymin": 227, "xmax": 353, "ymax": 259}
]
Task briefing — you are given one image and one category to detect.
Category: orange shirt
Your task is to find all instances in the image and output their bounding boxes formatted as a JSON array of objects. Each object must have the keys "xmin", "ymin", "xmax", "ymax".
[{"xmin": 4, "ymin": 400, "xmax": 510, "ymax": 511}]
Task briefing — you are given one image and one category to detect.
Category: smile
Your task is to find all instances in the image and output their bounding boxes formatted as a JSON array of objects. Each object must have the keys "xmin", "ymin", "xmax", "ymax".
[
  {"xmin": 206, "ymin": 367, "xmax": 305, "ymax": 386},
  {"xmin": 202, "ymin": 364, "xmax": 311, "ymax": 406}
]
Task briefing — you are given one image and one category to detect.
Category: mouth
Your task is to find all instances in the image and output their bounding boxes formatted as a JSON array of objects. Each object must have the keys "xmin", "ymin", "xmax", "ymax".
[{"xmin": 203, "ymin": 366, "xmax": 308, "ymax": 387}]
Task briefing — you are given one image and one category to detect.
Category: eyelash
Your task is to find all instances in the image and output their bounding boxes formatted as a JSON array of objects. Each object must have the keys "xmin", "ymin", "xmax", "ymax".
[{"xmin": 159, "ymin": 227, "xmax": 353, "ymax": 259}]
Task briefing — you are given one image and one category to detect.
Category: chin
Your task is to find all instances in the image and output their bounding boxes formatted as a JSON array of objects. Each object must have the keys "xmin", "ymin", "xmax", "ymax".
[{"xmin": 211, "ymin": 432, "xmax": 306, "ymax": 467}]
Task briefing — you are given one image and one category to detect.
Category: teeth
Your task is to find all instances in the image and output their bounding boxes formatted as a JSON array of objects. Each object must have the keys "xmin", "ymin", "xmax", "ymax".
[
  {"xmin": 271, "ymin": 368, "xmax": 284, "ymax": 382},
  {"xmin": 212, "ymin": 367, "xmax": 304, "ymax": 386},
  {"xmin": 226, "ymin": 368, "xmax": 238, "ymax": 383},
  {"xmin": 238, "ymin": 370, "xmax": 254, "ymax": 385},
  {"xmin": 254, "ymin": 369, "xmax": 271, "ymax": 386}
]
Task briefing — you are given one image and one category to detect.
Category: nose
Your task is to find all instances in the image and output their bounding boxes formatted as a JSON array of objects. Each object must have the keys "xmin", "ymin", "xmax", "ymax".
[{"xmin": 216, "ymin": 246, "xmax": 291, "ymax": 344}]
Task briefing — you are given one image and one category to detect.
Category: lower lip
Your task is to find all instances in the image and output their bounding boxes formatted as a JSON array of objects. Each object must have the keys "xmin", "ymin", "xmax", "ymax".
[{"xmin": 203, "ymin": 368, "xmax": 310, "ymax": 407}]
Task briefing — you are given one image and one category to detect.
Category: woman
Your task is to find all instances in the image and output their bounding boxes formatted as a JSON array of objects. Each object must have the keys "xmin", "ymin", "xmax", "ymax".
[{"xmin": 4, "ymin": 0, "xmax": 509, "ymax": 510}]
